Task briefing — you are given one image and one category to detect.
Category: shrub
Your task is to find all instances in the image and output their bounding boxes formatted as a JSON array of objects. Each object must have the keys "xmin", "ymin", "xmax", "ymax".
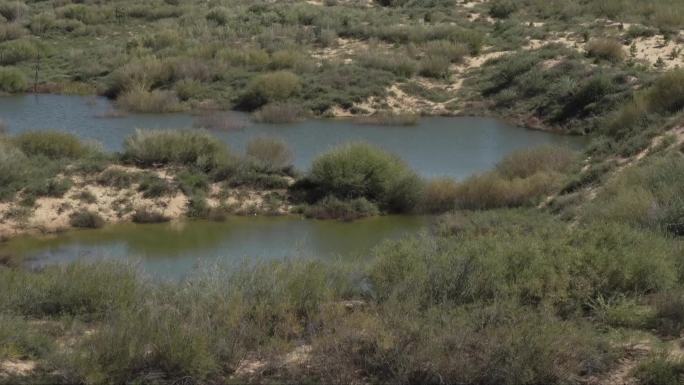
[
  {"xmin": 0, "ymin": 140, "xmax": 28, "ymax": 200},
  {"xmin": 132, "ymin": 208, "xmax": 170, "ymax": 223},
  {"xmin": 238, "ymin": 71, "xmax": 301, "ymax": 110},
  {"xmin": 424, "ymin": 40, "xmax": 469, "ymax": 63},
  {"xmin": 0, "ymin": 314, "xmax": 52, "ymax": 360},
  {"xmin": 0, "ymin": 262, "xmax": 138, "ymax": 318},
  {"xmin": 633, "ymin": 353, "xmax": 684, "ymax": 385},
  {"xmin": 138, "ymin": 173, "xmax": 174, "ymax": 198},
  {"xmin": 651, "ymin": 291, "xmax": 684, "ymax": 336},
  {"xmin": 246, "ymin": 136, "xmax": 294, "ymax": 171},
  {"xmin": 420, "ymin": 178, "xmax": 459, "ymax": 213},
  {"xmin": 0, "ymin": 1, "xmax": 28, "ymax": 22},
  {"xmin": 646, "ymin": 69, "xmax": 684, "ymax": 114},
  {"xmin": 97, "ymin": 168, "xmax": 139, "ymax": 189},
  {"xmin": 13, "ymin": 131, "xmax": 89, "ymax": 159},
  {"xmin": 306, "ymin": 142, "xmax": 422, "ymax": 212},
  {"xmin": 0, "ymin": 39, "xmax": 38, "ymax": 65},
  {"xmin": 69, "ymin": 210, "xmax": 105, "ymax": 229},
  {"xmin": 496, "ymin": 145, "xmax": 578, "ymax": 179},
  {"xmin": 489, "ymin": 0, "xmax": 517, "ymax": 18},
  {"xmin": 0, "ymin": 23, "xmax": 25, "ymax": 42},
  {"xmin": 186, "ymin": 193, "xmax": 210, "ymax": 218},
  {"xmin": 419, "ymin": 55, "xmax": 451, "ymax": 79},
  {"xmin": 116, "ymin": 88, "xmax": 183, "ymax": 113},
  {"xmin": 252, "ymin": 102, "xmax": 307, "ymax": 124},
  {"xmin": 303, "ymin": 196, "xmax": 379, "ymax": 221},
  {"xmin": 193, "ymin": 112, "xmax": 245, "ymax": 131},
  {"xmin": 0, "ymin": 66, "xmax": 26, "ymax": 92},
  {"xmin": 122, "ymin": 129, "xmax": 232, "ymax": 171},
  {"xmin": 582, "ymin": 154, "xmax": 684, "ymax": 235},
  {"xmin": 586, "ymin": 38, "xmax": 625, "ymax": 63},
  {"xmin": 455, "ymin": 161, "xmax": 565, "ymax": 210},
  {"xmin": 353, "ymin": 111, "xmax": 419, "ymax": 126}
]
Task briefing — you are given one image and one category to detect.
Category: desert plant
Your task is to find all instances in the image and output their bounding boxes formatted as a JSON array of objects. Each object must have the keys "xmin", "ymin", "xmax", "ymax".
[
  {"xmin": 586, "ymin": 38, "xmax": 625, "ymax": 63},
  {"xmin": 0, "ymin": 65, "xmax": 27, "ymax": 92}
]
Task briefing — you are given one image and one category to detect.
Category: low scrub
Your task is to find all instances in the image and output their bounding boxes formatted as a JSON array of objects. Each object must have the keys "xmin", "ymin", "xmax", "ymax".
[
  {"xmin": 586, "ymin": 38, "xmax": 626, "ymax": 63},
  {"xmin": 238, "ymin": 71, "xmax": 301, "ymax": 110},
  {"xmin": 419, "ymin": 177, "xmax": 459, "ymax": 213},
  {"xmin": 303, "ymin": 196, "xmax": 379, "ymax": 221},
  {"xmin": 116, "ymin": 88, "xmax": 183, "ymax": 113},
  {"xmin": 252, "ymin": 102, "xmax": 307, "ymax": 124},
  {"xmin": 246, "ymin": 136, "xmax": 294, "ymax": 171},
  {"xmin": 122, "ymin": 129, "xmax": 232, "ymax": 171},
  {"xmin": 0, "ymin": 65, "xmax": 26, "ymax": 92},
  {"xmin": 353, "ymin": 111, "xmax": 419, "ymax": 126},
  {"xmin": 69, "ymin": 210, "xmax": 105, "ymax": 229},
  {"xmin": 303, "ymin": 142, "xmax": 422, "ymax": 213},
  {"xmin": 13, "ymin": 131, "xmax": 91, "ymax": 159},
  {"xmin": 132, "ymin": 208, "xmax": 170, "ymax": 224}
]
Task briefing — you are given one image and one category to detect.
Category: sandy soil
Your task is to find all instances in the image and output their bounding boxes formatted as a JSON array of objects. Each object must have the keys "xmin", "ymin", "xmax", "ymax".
[{"xmin": 0, "ymin": 165, "xmax": 292, "ymax": 240}]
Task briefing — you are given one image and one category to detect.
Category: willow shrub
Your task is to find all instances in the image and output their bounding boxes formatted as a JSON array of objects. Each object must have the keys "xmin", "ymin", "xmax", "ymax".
[{"xmin": 304, "ymin": 142, "xmax": 422, "ymax": 213}]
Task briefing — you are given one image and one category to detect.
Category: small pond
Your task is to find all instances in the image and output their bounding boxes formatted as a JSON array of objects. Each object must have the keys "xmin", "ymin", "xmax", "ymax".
[
  {"xmin": 0, "ymin": 94, "xmax": 586, "ymax": 179},
  {"xmin": 0, "ymin": 94, "xmax": 587, "ymax": 278}
]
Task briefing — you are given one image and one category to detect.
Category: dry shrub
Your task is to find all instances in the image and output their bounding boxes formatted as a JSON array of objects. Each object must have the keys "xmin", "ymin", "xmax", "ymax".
[
  {"xmin": 586, "ymin": 38, "xmax": 625, "ymax": 62},
  {"xmin": 420, "ymin": 178, "xmax": 459, "ymax": 213},
  {"xmin": 252, "ymin": 102, "xmax": 306, "ymax": 124},
  {"xmin": 354, "ymin": 111, "xmax": 419, "ymax": 126},
  {"xmin": 496, "ymin": 145, "xmax": 578, "ymax": 179},
  {"xmin": 116, "ymin": 88, "xmax": 183, "ymax": 113},
  {"xmin": 246, "ymin": 136, "xmax": 294, "ymax": 171}
]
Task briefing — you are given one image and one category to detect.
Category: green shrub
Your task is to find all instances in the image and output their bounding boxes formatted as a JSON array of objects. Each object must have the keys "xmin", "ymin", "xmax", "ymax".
[
  {"xmin": 353, "ymin": 111, "xmax": 419, "ymax": 126},
  {"xmin": 424, "ymin": 40, "xmax": 469, "ymax": 63},
  {"xmin": 633, "ymin": 353, "xmax": 684, "ymax": 385},
  {"xmin": 116, "ymin": 88, "xmax": 183, "ymax": 113},
  {"xmin": 176, "ymin": 169, "xmax": 209, "ymax": 195},
  {"xmin": 0, "ymin": 1, "xmax": 28, "ymax": 22},
  {"xmin": 0, "ymin": 39, "xmax": 38, "ymax": 65},
  {"xmin": 14, "ymin": 131, "xmax": 89, "ymax": 159},
  {"xmin": 357, "ymin": 51, "xmax": 418, "ymax": 78},
  {"xmin": 455, "ymin": 171, "xmax": 561, "ymax": 210},
  {"xmin": 0, "ymin": 140, "xmax": 27, "ymax": 199},
  {"xmin": 651, "ymin": 291, "xmax": 684, "ymax": 336},
  {"xmin": 69, "ymin": 210, "xmax": 105, "ymax": 229},
  {"xmin": 303, "ymin": 196, "xmax": 379, "ymax": 220},
  {"xmin": 586, "ymin": 38, "xmax": 625, "ymax": 63},
  {"xmin": 0, "ymin": 314, "xmax": 52, "ymax": 360},
  {"xmin": 246, "ymin": 136, "xmax": 294, "ymax": 171},
  {"xmin": 0, "ymin": 66, "xmax": 27, "ymax": 92},
  {"xmin": 489, "ymin": 0, "xmax": 517, "ymax": 18},
  {"xmin": 252, "ymin": 102, "xmax": 307, "ymax": 124},
  {"xmin": 646, "ymin": 69, "xmax": 684, "ymax": 114},
  {"xmin": 496, "ymin": 145, "xmax": 578, "ymax": 179},
  {"xmin": 305, "ymin": 142, "xmax": 422, "ymax": 213},
  {"xmin": 97, "ymin": 168, "xmax": 139, "ymax": 189},
  {"xmin": 132, "ymin": 208, "xmax": 170, "ymax": 224},
  {"xmin": 138, "ymin": 173, "xmax": 174, "ymax": 198},
  {"xmin": 0, "ymin": 262, "xmax": 138, "ymax": 319},
  {"xmin": 238, "ymin": 71, "xmax": 301, "ymax": 110},
  {"xmin": 0, "ymin": 23, "xmax": 25, "ymax": 42},
  {"xmin": 419, "ymin": 54, "xmax": 451, "ymax": 79},
  {"xmin": 583, "ymin": 154, "xmax": 684, "ymax": 235},
  {"xmin": 122, "ymin": 129, "xmax": 232, "ymax": 171},
  {"xmin": 186, "ymin": 193, "xmax": 210, "ymax": 218}
]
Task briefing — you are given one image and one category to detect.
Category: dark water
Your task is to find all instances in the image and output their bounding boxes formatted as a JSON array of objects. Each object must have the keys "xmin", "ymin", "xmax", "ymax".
[
  {"xmin": 0, "ymin": 94, "xmax": 586, "ymax": 179},
  {"xmin": 1, "ymin": 216, "xmax": 427, "ymax": 279}
]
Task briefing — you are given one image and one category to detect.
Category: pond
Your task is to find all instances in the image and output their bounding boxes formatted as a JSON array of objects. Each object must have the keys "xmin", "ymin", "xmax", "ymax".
[
  {"xmin": 0, "ymin": 94, "xmax": 587, "ymax": 278},
  {"xmin": 1, "ymin": 216, "xmax": 428, "ymax": 279},
  {"xmin": 0, "ymin": 94, "xmax": 586, "ymax": 179}
]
